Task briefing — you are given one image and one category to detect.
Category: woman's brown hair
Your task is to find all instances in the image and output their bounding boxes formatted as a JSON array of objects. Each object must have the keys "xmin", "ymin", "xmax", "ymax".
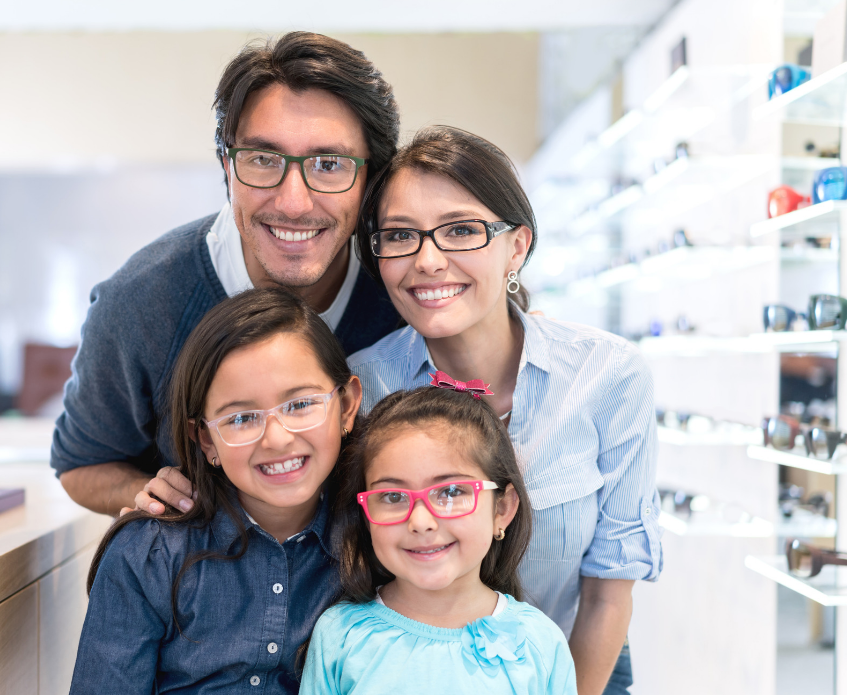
[
  {"xmin": 86, "ymin": 287, "xmax": 352, "ymax": 626},
  {"xmin": 337, "ymin": 387, "xmax": 532, "ymax": 601},
  {"xmin": 356, "ymin": 125, "xmax": 538, "ymax": 311}
]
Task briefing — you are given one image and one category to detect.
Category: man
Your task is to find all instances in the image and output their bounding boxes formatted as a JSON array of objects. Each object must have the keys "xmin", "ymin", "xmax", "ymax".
[{"xmin": 51, "ymin": 32, "xmax": 401, "ymax": 515}]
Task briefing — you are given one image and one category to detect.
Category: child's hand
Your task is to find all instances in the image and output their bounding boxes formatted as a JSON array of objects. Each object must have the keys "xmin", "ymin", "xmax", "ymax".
[{"xmin": 124, "ymin": 467, "xmax": 195, "ymax": 516}]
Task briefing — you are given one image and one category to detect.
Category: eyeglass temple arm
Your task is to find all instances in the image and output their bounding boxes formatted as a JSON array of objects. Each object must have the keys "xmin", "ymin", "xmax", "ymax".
[
  {"xmin": 482, "ymin": 481, "xmax": 500, "ymax": 491},
  {"xmin": 821, "ymin": 549, "xmax": 847, "ymax": 566}
]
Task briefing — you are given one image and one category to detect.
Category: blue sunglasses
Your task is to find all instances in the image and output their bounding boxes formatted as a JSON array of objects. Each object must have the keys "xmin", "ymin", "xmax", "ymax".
[
  {"xmin": 813, "ymin": 167, "xmax": 847, "ymax": 204},
  {"xmin": 768, "ymin": 64, "xmax": 811, "ymax": 100}
]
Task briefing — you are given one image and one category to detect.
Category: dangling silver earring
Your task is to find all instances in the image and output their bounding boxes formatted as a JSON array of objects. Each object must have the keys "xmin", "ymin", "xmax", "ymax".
[{"xmin": 506, "ymin": 271, "xmax": 520, "ymax": 294}]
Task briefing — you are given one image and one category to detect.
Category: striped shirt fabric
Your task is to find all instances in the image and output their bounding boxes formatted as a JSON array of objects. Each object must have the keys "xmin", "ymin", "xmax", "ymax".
[{"xmin": 347, "ymin": 309, "xmax": 663, "ymax": 637}]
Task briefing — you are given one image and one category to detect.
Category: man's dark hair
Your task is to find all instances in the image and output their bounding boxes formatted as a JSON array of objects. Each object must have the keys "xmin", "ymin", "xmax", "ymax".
[{"xmin": 213, "ymin": 32, "xmax": 400, "ymax": 175}]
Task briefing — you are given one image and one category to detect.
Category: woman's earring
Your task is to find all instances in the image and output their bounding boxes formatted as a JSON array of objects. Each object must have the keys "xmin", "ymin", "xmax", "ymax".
[
  {"xmin": 494, "ymin": 528, "xmax": 506, "ymax": 541},
  {"xmin": 342, "ymin": 427, "xmax": 349, "ymax": 438},
  {"xmin": 506, "ymin": 272, "xmax": 520, "ymax": 295},
  {"xmin": 211, "ymin": 457, "xmax": 221, "ymax": 468}
]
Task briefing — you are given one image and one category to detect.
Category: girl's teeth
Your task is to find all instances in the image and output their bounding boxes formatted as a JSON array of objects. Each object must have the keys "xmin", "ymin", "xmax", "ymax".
[
  {"xmin": 258, "ymin": 457, "xmax": 305, "ymax": 475},
  {"xmin": 414, "ymin": 285, "xmax": 465, "ymax": 301},
  {"xmin": 411, "ymin": 544, "xmax": 449, "ymax": 554}
]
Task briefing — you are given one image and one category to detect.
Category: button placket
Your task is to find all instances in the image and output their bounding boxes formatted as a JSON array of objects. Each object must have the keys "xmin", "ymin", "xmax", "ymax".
[{"xmin": 259, "ymin": 539, "xmax": 288, "ymax": 671}]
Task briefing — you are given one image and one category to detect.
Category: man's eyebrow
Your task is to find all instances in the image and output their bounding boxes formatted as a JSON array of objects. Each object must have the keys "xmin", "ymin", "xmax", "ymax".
[{"xmin": 234, "ymin": 138, "xmax": 357, "ymax": 157}]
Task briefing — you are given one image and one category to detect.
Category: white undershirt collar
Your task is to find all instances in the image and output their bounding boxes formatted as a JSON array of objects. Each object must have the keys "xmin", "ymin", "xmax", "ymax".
[{"xmin": 205, "ymin": 203, "xmax": 360, "ymax": 331}]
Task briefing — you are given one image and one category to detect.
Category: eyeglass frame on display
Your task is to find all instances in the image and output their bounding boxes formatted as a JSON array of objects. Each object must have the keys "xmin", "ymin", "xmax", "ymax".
[
  {"xmin": 808, "ymin": 294, "xmax": 847, "ymax": 330},
  {"xmin": 203, "ymin": 386, "xmax": 340, "ymax": 446},
  {"xmin": 226, "ymin": 148, "xmax": 368, "ymax": 193},
  {"xmin": 763, "ymin": 305, "xmax": 807, "ymax": 332},
  {"xmin": 761, "ymin": 416, "xmax": 847, "ymax": 460},
  {"xmin": 357, "ymin": 480, "xmax": 500, "ymax": 525},
  {"xmin": 368, "ymin": 220, "xmax": 518, "ymax": 259},
  {"xmin": 786, "ymin": 538, "xmax": 847, "ymax": 578},
  {"xmin": 812, "ymin": 167, "xmax": 847, "ymax": 205}
]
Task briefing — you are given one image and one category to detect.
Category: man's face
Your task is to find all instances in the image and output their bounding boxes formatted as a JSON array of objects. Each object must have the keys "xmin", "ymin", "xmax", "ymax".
[{"xmin": 224, "ymin": 83, "xmax": 369, "ymax": 292}]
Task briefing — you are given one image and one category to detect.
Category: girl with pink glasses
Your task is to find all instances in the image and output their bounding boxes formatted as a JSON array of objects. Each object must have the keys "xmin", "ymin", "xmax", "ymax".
[{"xmin": 300, "ymin": 384, "xmax": 577, "ymax": 694}]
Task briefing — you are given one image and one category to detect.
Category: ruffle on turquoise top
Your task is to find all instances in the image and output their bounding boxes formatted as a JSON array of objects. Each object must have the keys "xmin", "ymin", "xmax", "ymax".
[{"xmin": 300, "ymin": 594, "xmax": 577, "ymax": 695}]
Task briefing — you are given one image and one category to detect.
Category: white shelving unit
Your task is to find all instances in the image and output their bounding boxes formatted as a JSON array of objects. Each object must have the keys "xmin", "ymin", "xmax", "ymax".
[
  {"xmin": 660, "ymin": 510, "xmax": 773, "ymax": 537},
  {"xmin": 751, "ymin": 200, "xmax": 847, "ymax": 238},
  {"xmin": 657, "ymin": 424, "xmax": 761, "ymax": 446},
  {"xmin": 745, "ymin": 555, "xmax": 847, "ymax": 607},
  {"xmin": 747, "ymin": 446, "xmax": 847, "ymax": 476}
]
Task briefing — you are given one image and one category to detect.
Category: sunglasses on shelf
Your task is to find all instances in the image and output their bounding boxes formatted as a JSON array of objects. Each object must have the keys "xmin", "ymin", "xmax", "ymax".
[
  {"xmin": 762, "ymin": 416, "xmax": 847, "ymax": 459},
  {"xmin": 768, "ymin": 64, "xmax": 811, "ymax": 99},
  {"xmin": 808, "ymin": 294, "xmax": 847, "ymax": 330},
  {"xmin": 813, "ymin": 167, "xmax": 847, "ymax": 204},
  {"xmin": 763, "ymin": 305, "xmax": 806, "ymax": 332},
  {"xmin": 786, "ymin": 539, "xmax": 847, "ymax": 579},
  {"xmin": 767, "ymin": 185, "xmax": 810, "ymax": 218}
]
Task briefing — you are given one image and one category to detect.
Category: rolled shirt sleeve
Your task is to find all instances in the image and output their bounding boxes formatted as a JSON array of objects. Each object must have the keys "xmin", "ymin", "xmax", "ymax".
[{"xmin": 580, "ymin": 343, "xmax": 663, "ymax": 581}]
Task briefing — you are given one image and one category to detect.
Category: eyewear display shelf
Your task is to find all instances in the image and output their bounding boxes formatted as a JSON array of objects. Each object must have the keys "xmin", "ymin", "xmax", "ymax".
[
  {"xmin": 745, "ymin": 556, "xmax": 847, "ymax": 607},
  {"xmin": 660, "ymin": 511, "xmax": 772, "ymax": 537},
  {"xmin": 639, "ymin": 331, "xmax": 847, "ymax": 355}
]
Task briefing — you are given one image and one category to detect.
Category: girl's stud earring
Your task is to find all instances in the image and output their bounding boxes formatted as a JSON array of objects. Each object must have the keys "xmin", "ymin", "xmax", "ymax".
[
  {"xmin": 506, "ymin": 271, "xmax": 520, "ymax": 295},
  {"xmin": 494, "ymin": 528, "xmax": 506, "ymax": 541},
  {"xmin": 211, "ymin": 457, "xmax": 221, "ymax": 468},
  {"xmin": 342, "ymin": 428, "xmax": 349, "ymax": 438}
]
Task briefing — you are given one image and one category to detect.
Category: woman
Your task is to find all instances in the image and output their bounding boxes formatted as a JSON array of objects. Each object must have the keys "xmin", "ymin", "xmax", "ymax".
[{"xmin": 347, "ymin": 126, "xmax": 662, "ymax": 695}]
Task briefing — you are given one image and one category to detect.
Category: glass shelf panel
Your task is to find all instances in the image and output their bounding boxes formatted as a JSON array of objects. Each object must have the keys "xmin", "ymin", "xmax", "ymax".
[
  {"xmin": 750, "ymin": 201, "xmax": 847, "ymax": 238},
  {"xmin": 775, "ymin": 510, "xmax": 838, "ymax": 539},
  {"xmin": 780, "ymin": 247, "xmax": 839, "ymax": 263},
  {"xmin": 660, "ymin": 511, "xmax": 773, "ymax": 537},
  {"xmin": 746, "ymin": 445, "xmax": 847, "ymax": 475},
  {"xmin": 745, "ymin": 555, "xmax": 847, "ymax": 606},
  {"xmin": 639, "ymin": 332, "xmax": 846, "ymax": 356},
  {"xmin": 753, "ymin": 61, "xmax": 847, "ymax": 127}
]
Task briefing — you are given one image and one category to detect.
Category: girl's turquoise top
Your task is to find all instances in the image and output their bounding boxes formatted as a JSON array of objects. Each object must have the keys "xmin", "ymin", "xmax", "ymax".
[{"xmin": 300, "ymin": 594, "xmax": 577, "ymax": 694}]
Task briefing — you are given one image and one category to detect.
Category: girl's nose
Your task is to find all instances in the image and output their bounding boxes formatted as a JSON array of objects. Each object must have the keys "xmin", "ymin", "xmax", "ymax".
[
  {"xmin": 407, "ymin": 498, "xmax": 438, "ymax": 533},
  {"xmin": 262, "ymin": 412, "xmax": 296, "ymax": 447}
]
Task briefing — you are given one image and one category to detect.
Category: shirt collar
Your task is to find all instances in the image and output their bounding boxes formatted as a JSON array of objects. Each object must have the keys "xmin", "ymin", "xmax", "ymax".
[
  {"xmin": 405, "ymin": 303, "xmax": 551, "ymax": 379},
  {"xmin": 210, "ymin": 486, "xmax": 338, "ymax": 560}
]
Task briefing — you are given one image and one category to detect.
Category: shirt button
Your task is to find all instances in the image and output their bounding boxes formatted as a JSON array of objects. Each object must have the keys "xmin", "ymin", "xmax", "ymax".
[
  {"xmin": 645, "ymin": 507, "xmax": 651, "ymax": 515},
  {"xmin": 267, "ymin": 642, "xmax": 278, "ymax": 654},
  {"xmin": 250, "ymin": 675, "xmax": 260, "ymax": 686},
  {"xmin": 272, "ymin": 583, "xmax": 283, "ymax": 594}
]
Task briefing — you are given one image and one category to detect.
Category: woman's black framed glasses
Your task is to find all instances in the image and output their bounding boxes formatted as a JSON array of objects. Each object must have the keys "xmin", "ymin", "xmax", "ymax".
[{"xmin": 369, "ymin": 219, "xmax": 518, "ymax": 259}]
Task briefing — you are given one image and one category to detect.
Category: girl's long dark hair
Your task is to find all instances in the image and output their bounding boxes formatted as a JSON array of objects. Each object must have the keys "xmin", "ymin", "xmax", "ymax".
[
  {"xmin": 337, "ymin": 387, "xmax": 532, "ymax": 601},
  {"xmin": 356, "ymin": 125, "xmax": 538, "ymax": 311},
  {"xmin": 86, "ymin": 287, "xmax": 352, "ymax": 629}
]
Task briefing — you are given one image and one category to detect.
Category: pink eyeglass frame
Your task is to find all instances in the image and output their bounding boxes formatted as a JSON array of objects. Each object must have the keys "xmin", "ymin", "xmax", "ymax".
[{"xmin": 357, "ymin": 480, "xmax": 499, "ymax": 525}]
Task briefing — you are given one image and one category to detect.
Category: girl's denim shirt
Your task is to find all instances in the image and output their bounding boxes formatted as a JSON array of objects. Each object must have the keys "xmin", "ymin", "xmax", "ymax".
[{"xmin": 70, "ymin": 492, "xmax": 340, "ymax": 694}]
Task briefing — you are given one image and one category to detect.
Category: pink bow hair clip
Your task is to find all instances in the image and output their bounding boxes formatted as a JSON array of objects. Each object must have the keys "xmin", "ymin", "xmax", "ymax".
[{"xmin": 428, "ymin": 371, "xmax": 494, "ymax": 399}]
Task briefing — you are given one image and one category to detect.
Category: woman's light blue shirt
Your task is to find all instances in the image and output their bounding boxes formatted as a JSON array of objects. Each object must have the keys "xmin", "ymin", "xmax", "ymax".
[
  {"xmin": 300, "ymin": 595, "xmax": 577, "ymax": 694},
  {"xmin": 348, "ymin": 310, "xmax": 663, "ymax": 636}
]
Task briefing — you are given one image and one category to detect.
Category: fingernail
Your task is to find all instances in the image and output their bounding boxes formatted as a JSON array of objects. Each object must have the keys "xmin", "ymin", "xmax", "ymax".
[
  {"xmin": 179, "ymin": 499, "xmax": 194, "ymax": 511},
  {"xmin": 151, "ymin": 502, "xmax": 164, "ymax": 514}
]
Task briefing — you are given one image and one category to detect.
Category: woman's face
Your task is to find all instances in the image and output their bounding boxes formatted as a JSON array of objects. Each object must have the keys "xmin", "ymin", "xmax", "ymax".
[
  {"xmin": 198, "ymin": 332, "xmax": 361, "ymax": 518},
  {"xmin": 376, "ymin": 169, "xmax": 532, "ymax": 339}
]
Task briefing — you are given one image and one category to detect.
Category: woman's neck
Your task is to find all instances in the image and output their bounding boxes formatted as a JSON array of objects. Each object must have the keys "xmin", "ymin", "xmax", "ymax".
[
  {"xmin": 237, "ymin": 489, "xmax": 321, "ymax": 544},
  {"xmin": 379, "ymin": 574, "xmax": 498, "ymax": 629},
  {"xmin": 426, "ymin": 302, "xmax": 523, "ymax": 418}
]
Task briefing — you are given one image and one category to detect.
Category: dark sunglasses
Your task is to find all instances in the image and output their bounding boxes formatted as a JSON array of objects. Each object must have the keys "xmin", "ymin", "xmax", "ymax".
[
  {"xmin": 763, "ymin": 305, "xmax": 806, "ymax": 332},
  {"xmin": 786, "ymin": 538, "xmax": 847, "ymax": 578}
]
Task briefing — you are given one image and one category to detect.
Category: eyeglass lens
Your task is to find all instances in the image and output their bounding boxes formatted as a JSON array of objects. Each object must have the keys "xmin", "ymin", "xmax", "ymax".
[
  {"xmin": 371, "ymin": 221, "xmax": 489, "ymax": 257},
  {"xmin": 365, "ymin": 482, "xmax": 479, "ymax": 523},
  {"xmin": 815, "ymin": 170, "xmax": 847, "ymax": 203},
  {"xmin": 812, "ymin": 295, "xmax": 844, "ymax": 329},
  {"xmin": 765, "ymin": 417, "xmax": 796, "ymax": 450},
  {"xmin": 764, "ymin": 305, "xmax": 791, "ymax": 331},
  {"xmin": 787, "ymin": 540, "xmax": 814, "ymax": 578},
  {"xmin": 233, "ymin": 150, "xmax": 359, "ymax": 192},
  {"xmin": 216, "ymin": 396, "xmax": 329, "ymax": 445}
]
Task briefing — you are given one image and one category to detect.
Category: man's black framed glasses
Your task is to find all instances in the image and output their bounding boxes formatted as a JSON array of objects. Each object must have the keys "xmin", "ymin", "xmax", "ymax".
[
  {"xmin": 227, "ymin": 148, "xmax": 368, "ymax": 193},
  {"xmin": 369, "ymin": 219, "xmax": 518, "ymax": 259}
]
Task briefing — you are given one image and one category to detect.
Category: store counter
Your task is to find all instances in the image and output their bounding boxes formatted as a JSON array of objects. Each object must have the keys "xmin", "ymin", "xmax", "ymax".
[{"xmin": 0, "ymin": 461, "xmax": 111, "ymax": 695}]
